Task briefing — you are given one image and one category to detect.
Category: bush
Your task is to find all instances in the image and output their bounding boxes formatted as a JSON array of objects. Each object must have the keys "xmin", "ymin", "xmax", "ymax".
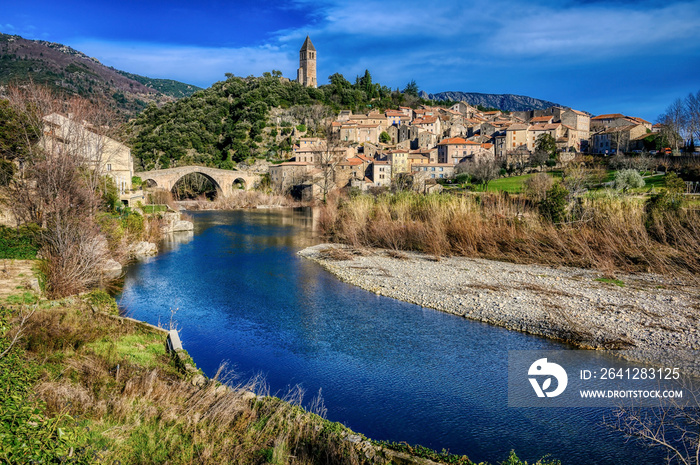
[
  {"xmin": 538, "ymin": 182, "xmax": 569, "ymax": 224},
  {"xmin": 613, "ymin": 169, "xmax": 645, "ymax": 191},
  {"xmin": 296, "ymin": 124, "xmax": 307, "ymax": 132},
  {"xmin": 0, "ymin": 224, "xmax": 41, "ymax": 259},
  {"xmin": 524, "ymin": 173, "xmax": 554, "ymax": 201},
  {"xmin": 0, "ymin": 158, "xmax": 15, "ymax": 187}
]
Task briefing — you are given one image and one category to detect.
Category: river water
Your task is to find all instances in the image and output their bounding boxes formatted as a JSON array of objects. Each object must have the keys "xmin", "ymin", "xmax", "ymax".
[{"xmin": 117, "ymin": 208, "xmax": 663, "ymax": 464}]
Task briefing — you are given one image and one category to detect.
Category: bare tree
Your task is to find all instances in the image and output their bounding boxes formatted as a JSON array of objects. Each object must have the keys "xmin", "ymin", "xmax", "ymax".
[
  {"xmin": 456, "ymin": 158, "xmax": 500, "ymax": 190},
  {"xmin": 659, "ymin": 98, "xmax": 687, "ymax": 151},
  {"xmin": 310, "ymin": 122, "xmax": 347, "ymax": 202},
  {"xmin": 606, "ymin": 385, "xmax": 700, "ymax": 465},
  {"xmin": 686, "ymin": 90, "xmax": 700, "ymax": 148}
]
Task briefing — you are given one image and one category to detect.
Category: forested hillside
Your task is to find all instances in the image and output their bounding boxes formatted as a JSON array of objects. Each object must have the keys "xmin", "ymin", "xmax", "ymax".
[
  {"xmin": 0, "ymin": 33, "xmax": 198, "ymax": 118},
  {"xmin": 128, "ymin": 72, "xmax": 445, "ymax": 170}
]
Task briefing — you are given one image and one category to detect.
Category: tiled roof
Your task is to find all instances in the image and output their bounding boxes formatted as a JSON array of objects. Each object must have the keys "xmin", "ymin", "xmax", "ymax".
[
  {"xmin": 531, "ymin": 116, "xmax": 553, "ymax": 123},
  {"xmin": 437, "ymin": 137, "xmax": 468, "ymax": 145},
  {"xmin": 592, "ymin": 113, "xmax": 625, "ymax": 120}
]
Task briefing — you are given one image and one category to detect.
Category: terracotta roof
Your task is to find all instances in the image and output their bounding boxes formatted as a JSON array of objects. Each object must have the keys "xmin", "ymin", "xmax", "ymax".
[
  {"xmin": 569, "ymin": 109, "xmax": 587, "ymax": 116},
  {"xmin": 626, "ymin": 116, "xmax": 651, "ymax": 125},
  {"xmin": 373, "ymin": 160, "xmax": 390, "ymax": 165},
  {"xmin": 339, "ymin": 158, "xmax": 363, "ymax": 166},
  {"xmin": 413, "ymin": 116, "xmax": 438, "ymax": 124},
  {"xmin": 331, "ymin": 122, "xmax": 341, "ymax": 127},
  {"xmin": 481, "ymin": 143, "xmax": 494, "ymax": 149},
  {"xmin": 592, "ymin": 113, "xmax": 625, "ymax": 120},
  {"xmin": 531, "ymin": 116, "xmax": 553, "ymax": 123},
  {"xmin": 437, "ymin": 137, "xmax": 468, "ymax": 145},
  {"xmin": 508, "ymin": 124, "xmax": 529, "ymax": 131}
]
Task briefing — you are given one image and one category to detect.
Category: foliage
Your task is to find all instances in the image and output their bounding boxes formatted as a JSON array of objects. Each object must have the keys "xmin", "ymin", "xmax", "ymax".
[
  {"xmin": 98, "ymin": 174, "xmax": 121, "ymax": 211},
  {"xmin": 0, "ymin": 305, "xmax": 90, "ymax": 464},
  {"xmin": 85, "ymin": 289, "xmax": 119, "ymax": 315},
  {"xmin": 613, "ymin": 169, "xmax": 645, "ymax": 191},
  {"xmin": 379, "ymin": 131, "xmax": 391, "ymax": 144},
  {"xmin": 296, "ymin": 123, "xmax": 307, "ymax": 132},
  {"xmin": 0, "ymin": 98, "xmax": 41, "ymax": 161},
  {"xmin": 376, "ymin": 441, "xmax": 474, "ymax": 464},
  {"xmin": 0, "ymin": 224, "xmax": 41, "ymax": 259},
  {"xmin": 538, "ymin": 183, "xmax": 569, "ymax": 224},
  {"xmin": 0, "ymin": 158, "xmax": 16, "ymax": 186},
  {"xmin": 403, "ymin": 80, "xmax": 420, "ymax": 97}
]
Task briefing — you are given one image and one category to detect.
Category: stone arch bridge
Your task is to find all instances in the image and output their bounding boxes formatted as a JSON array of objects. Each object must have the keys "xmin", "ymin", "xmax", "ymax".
[{"xmin": 135, "ymin": 166, "xmax": 263, "ymax": 197}]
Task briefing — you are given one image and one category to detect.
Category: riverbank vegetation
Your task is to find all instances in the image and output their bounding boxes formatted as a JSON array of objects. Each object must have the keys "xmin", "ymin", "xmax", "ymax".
[
  {"xmin": 0, "ymin": 84, "xmax": 169, "ymax": 298},
  {"xmin": 0, "ymin": 289, "xmax": 558, "ymax": 464},
  {"xmin": 319, "ymin": 182, "xmax": 699, "ymax": 279}
]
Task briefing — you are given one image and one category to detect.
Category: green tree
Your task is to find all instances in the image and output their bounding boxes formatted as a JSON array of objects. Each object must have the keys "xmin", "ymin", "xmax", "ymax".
[
  {"xmin": 379, "ymin": 131, "xmax": 391, "ymax": 144},
  {"xmin": 403, "ymin": 80, "xmax": 419, "ymax": 97},
  {"xmin": 0, "ymin": 99, "xmax": 41, "ymax": 161},
  {"xmin": 534, "ymin": 133, "xmax": 557, "ymax": 162}
]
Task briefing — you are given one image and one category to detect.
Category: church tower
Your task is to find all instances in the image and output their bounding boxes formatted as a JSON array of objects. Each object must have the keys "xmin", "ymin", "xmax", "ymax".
[{"xmin": 297, "ymin": 36, "xmax": 317, "ymax": 88}]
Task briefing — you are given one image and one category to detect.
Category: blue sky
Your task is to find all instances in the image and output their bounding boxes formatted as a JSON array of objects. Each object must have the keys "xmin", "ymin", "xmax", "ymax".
[{"xmin": 3, "ymin": 0, "xmax": 699, "ymax": 121}]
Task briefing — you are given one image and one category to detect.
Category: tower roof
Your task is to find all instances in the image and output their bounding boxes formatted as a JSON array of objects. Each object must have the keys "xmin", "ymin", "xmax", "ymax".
[{"xmin": 300, "ymin": 36, "xmax": 316, "ymax": 52}]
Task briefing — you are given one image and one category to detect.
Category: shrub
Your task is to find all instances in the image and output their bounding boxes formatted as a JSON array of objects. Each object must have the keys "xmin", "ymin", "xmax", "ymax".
[
  {"xmin": 524, "ymin": 173, "xmax": 554, "ymax": 201},
  {"xmin": 0, "ymin": 224, "xmax": 41, "ymax": 259},
  {"xmin": 613, "ymin": 169, "xmax": 645, "ymax": 191},
  {"xmin": 296, "ymin": 124, "xmax": 307, "ymax": 132},
  {"xmin": 538, "ymin": 182, "xmax": 569, "ymax": 224}
]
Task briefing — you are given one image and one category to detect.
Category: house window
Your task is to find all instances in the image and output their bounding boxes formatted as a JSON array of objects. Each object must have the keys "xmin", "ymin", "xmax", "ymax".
[{"xmin": 106, "ymin": 164, "xmax": 112, "ymax": 171}]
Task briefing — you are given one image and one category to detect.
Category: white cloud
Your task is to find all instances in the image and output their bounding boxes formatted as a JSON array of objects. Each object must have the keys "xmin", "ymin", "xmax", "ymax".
[{"xmin": 68, "ymin": 40, "xmax": 297, "ymax": 87}]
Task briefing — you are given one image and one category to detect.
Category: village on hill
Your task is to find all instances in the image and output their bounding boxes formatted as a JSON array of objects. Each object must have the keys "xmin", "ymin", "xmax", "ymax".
[{"xmin": 268, "ymin": 37, "xmax": 669, "ymax": 199}]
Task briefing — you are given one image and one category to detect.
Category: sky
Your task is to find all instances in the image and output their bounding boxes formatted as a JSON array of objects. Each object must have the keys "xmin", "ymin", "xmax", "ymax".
[{"xmin": 2, "ymin": 0, "xmax": 699, "ymax": 121}]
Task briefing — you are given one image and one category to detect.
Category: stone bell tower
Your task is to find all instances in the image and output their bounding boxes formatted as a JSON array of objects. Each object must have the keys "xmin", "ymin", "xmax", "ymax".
[{"xmin": 297, "ymin": 36, "xmax": 317, "ymax": 88}]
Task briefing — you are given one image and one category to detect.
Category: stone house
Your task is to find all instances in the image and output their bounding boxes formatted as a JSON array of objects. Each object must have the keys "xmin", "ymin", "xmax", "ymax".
[
  {"xmin": 336, "ymin": 157, "xmax": 370, "ymax": 188},
  {"xmin": 590, "ymin": 124, "xmax": 648, "ymax": 154},
  {"xmin": 411, "ymin": 163, "xmax": 454, "ymax": 180},
  {"xmin": 506, "ymin": 123, "xmax": 530, "ymax": 151},
  {"xmin": 386, "ymin": 149, "xmax": 410, "ymax": 176},
  {"xmin": 411, "ymin": 115, "xmax": 441, "ymax": 136},
  {"xmin": 42, "ymin": 113, "xmax": 137, "ymax": 204},
  {"xmin": 560, "ymin": 109, "xmax": 590, "ymax": 152},
  {"xmin": 269, "ymin": 162, "xmax": 313, "ymax": 193},
  {"xmin": 372, "ymin": 161, "xmax": 391, "ymax": 187}
]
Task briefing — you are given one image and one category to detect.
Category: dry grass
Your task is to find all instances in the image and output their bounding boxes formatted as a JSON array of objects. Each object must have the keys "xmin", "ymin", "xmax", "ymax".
[
  {"xmin": 15, "ymin": 300, "xmax": 369, "ymax": 465},
  {"xmin": 320, "ymin": 191, "xmax": 700, "ymax": 279},
  {"xmin": 188, "ymin": 191, "xmax": 298, "ymax": 210}
]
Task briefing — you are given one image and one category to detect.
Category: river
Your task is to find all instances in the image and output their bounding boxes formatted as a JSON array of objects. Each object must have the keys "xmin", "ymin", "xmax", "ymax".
[{"xmin": 117, "ymin": 208, "xmax": 664, "ymax": 465}]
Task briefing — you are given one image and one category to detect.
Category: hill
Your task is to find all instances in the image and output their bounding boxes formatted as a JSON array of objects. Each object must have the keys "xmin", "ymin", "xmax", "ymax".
[
  {"xmin": 421, "ymin": 90, "xmax": 562, "ymax": 111},
  {"xmin": 0, "ymin": 33, "xmax": 199, "ymax": 117}
]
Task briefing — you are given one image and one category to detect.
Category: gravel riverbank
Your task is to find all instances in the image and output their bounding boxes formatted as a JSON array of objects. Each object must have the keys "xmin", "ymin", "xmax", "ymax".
[{"xmin": 299, "ymin": 244, "xmax": 700, "ymax": 372}]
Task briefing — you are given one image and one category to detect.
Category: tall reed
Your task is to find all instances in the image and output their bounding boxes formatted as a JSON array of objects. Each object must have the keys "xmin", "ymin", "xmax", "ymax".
[{"xmin": 320, "ymin": 191, "xmax": 700, "ymax": 277}]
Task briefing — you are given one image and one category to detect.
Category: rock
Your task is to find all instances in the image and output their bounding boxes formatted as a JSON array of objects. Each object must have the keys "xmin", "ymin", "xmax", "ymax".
[
  {"xmin": 191, "ymin": 374, "xmax": 206, "ymax": 387},
  {"xmin": 102, "ymin": 259, "xmax": 122, "ymax": 279},
  {"xmin": 129, "ymin": 241, "xmax": 158, "ymax": 258},
  {"xmin": 171, "ymin": 220, "xmax": 194, "ymax": 232}
]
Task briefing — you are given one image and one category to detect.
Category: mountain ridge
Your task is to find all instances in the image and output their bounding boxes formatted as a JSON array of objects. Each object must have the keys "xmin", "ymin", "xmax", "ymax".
[
  {"xmin": 420, "ymin": 90, "xmax": 564, "ymax": 112},
  {"xmin": 0, "ymin": 33, "xmax": 200, "ymax": 117}
]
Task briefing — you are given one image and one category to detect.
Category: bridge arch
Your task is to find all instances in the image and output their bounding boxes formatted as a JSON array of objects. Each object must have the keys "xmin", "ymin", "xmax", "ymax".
[
  {"xmin": 171, "ymin": 171, "xmax": 222, "ymax": 200},
  {"xmin": 144, "ymin": 178, "xmax": 158, "ymax": 188},
  {"xmin": 233, "ymin": 177, "xmax": 247, "ymax": 190}
]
